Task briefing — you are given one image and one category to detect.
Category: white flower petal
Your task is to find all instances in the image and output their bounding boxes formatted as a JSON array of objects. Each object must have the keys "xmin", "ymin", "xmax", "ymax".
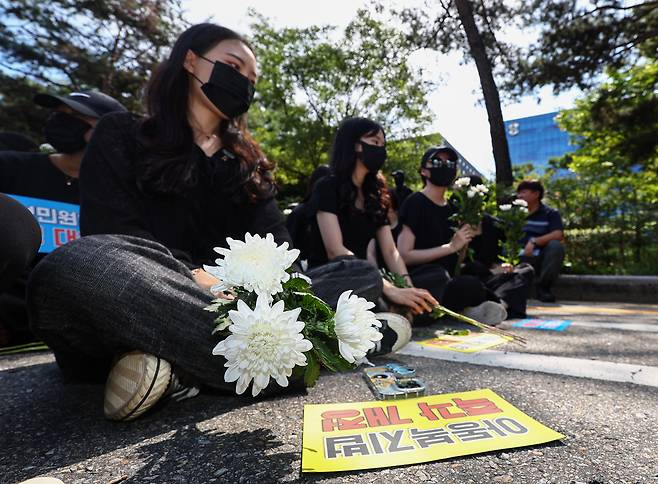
[
  {"xmin": 213, "ymin": 294, "xmax": 312, "ymax": 396},
  {"xmin": 333, "ymin": 291, "xmax": 382, "ymax": 367}
]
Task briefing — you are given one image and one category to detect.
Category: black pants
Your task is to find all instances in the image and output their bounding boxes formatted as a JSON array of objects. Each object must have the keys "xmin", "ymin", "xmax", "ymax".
[
  {"xmin": 409, "ymin": 263, "xmax": 496, "ymax": 325},
  {"xmin": 28, "ymin": 235, "xmax": 383, "ymax": 386},
  {"xmin": 484, "ymin": 263, "xmax": 535, "ymax": 319},
  {"xmin": 529, "ymin": 240, "xmax": 565, "ymax": 289},
  {"xmin": 0, "ymin": 194, "xmax": 41, "ymax": 345}
]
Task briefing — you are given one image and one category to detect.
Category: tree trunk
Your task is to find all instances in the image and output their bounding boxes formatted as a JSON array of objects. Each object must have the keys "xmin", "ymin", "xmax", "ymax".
[{"xmin": 454, "ymin": 0, "xmax": 513, "ymax": 190}]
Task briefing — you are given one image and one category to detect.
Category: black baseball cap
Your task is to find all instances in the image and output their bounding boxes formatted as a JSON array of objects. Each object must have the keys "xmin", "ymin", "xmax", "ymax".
[
  {"xmin": 421, "ymin": 145, "xmax": 458, "ymax": 166},
  {"xmin": 33, "ymin": 90, "xmax": 127, "ymax": 118}
]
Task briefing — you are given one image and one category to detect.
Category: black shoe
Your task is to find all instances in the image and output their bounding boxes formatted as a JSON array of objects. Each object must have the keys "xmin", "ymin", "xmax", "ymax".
[
  {"xmin": 367, "ymin": 313, "xmax": 412, "ymax": 357},
  {"xmin": 536, "ymin": 286, "xmax": 556, "ymax": 303}
]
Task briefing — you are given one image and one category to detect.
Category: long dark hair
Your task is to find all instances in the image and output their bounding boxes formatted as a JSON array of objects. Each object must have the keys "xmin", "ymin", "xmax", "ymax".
[
  {"xmin": 135, "ymin": 23, "xmax": 274, "ymax": 201},
  {"xmin": 330, "ymin": 117, "xmax": 391, "ymax": 224}
]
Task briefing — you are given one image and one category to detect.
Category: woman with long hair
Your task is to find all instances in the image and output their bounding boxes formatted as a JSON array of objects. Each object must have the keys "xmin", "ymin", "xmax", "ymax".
[
  {"xmin": 27, "ymin": 24, "xmax": 390, "ymax": 422},
  {"xmin": 306, "ymin": 117, "xmax": 437, "ymax": 320}
]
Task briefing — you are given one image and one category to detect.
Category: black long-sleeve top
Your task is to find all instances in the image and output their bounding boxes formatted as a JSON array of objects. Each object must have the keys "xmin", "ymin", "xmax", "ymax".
[{"xmin": 79, "ymin": 112, "xmax": 291, "ymax": 268}]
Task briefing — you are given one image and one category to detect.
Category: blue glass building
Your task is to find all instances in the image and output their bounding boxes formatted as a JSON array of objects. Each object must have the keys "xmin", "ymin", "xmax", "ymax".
[{"xmin": 504, "ymin": 111, "xmax": 576, "ymax": 173}]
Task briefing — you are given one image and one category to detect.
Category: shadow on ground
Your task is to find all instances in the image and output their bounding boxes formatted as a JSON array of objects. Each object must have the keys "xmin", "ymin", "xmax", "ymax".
[{"xmin": 1, "ymin": 360, "xmax": 298, "ymax": 483}]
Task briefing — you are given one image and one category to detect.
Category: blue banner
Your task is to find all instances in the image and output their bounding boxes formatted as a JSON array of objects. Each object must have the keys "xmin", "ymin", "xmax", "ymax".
[{"xmin": 5, "ymin": 193, "xmax": 80, "ymax": 253}]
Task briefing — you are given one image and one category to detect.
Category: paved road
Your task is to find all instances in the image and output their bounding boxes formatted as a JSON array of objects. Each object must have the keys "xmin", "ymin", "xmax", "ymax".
[{"xmin": 2, "ymin": 300, "xmax": 657, "ymax": 484}]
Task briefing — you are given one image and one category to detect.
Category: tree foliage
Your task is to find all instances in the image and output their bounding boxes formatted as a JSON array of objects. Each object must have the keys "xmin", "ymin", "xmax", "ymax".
[
  {"xmin": 511, "ymin": 0, "xmax": 658, "ymax": 94},
  {"xmin": 247, "ymin": 9, "xmax": 433, "ymax": 198},
  {"xmin": 0, "ymin": 0, "xmax": 186, "ymax": 141},
  {"xmin": 393, "ymin": 0, "xmax": 518, "ymax": 188},
  {"xmin": 545, "ymin": 61, "xmax": 658, "ymax": 274}
]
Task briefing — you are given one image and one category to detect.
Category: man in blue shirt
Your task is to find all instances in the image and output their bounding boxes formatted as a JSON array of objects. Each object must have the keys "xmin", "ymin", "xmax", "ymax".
[{"xmin": 517, "ymin": 180, "xmax": 565, "ymax": 302}]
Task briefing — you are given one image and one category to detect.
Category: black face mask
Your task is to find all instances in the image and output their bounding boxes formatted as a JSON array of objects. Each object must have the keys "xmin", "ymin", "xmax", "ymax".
[
  {"xmin": 43, "ymin": 112, "xmax": 91, "ymax": 154},
  {"xmin": 359, "ymin": 141, "xmax": 387, "ymax": 173},
  {"xmin": 428, "ymin": 166, "xmax": 457, "ymax": 186},
  {"xmin": 193, "ymin": 55, "xmax": 255, "ymax": 118}
]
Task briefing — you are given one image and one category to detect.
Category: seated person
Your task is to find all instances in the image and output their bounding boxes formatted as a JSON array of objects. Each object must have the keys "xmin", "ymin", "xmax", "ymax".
[
  {"xmin": 285, "ymin": 164, "xmax": 331, "ymax": 265},
  {"xmin": 397, "ymin": 146, "xmax": 507, "ymax": 325},
  {"xmin": 28, "ymin": 24, "xmax": 405, "ymax": 422},
  {"xmin": 455, "ymin": 176, "xmax": 535, "ymax": 319},
  {"xmin": 366, "ymin": 187, "xmax": 402, "ymax": 269},
  {"xmin": 307, "ymin": 117, "xmax": 437, "ymax": 325},
  {"xmin": 0, "ymin": 194, "xmax": 41, "ymax": 346},
  {"xmin": 0, "ymin": 90, "xmax": 126, "ymax": 346},
  {"xmin": 0, "ymin": 131, "xmax": 38, "ymax": 151},
  {"xmin": 516, "ymin": 179, "xmax": 565, "ymax": 302},
  {"xmin": 464, "ymin": 214, "xmax": 535, "ymax": 319}
]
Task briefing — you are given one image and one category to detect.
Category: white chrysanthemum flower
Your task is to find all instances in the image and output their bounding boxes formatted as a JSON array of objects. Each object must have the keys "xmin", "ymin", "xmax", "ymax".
[
  {"xmin": 499, "ymin": 204, "xmax": 512, "ymax": 211},
  {"xmin": 513, "ymin": 199, "xmax": 528, "ymax": 207},
  {"xmin": 333, "ymin": 290, "xmax": 383, "ymax": 364},
  {"xmin": 466, "ymin": 188, "xmax": 477, "ymax": 198},
  {"xmin": 520, "ymin": 207, "xmax": 529, "ymax": 213},
  {"xmin": 475, "ymin": 184, "xmax": 489, "ymax": 194},
  {"xmin": 454, "ymin": 177, "xmax": 471, "ymax": 188},
  {"xmin": 213, "ymin": 295, "xmax": 312, "ymax": 396},
  {"xmin": 204, "ymin": 233, "xmax": 300, "ymax": 299}
]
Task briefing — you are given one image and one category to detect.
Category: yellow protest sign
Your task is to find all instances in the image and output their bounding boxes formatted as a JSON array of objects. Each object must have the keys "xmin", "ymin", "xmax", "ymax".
[
  {"xmin": 301, "ymin": 388, "xmax": 564, "ymax": 473},
  {"xmin": 419, "ymin": 333, "xmax": 508, "ymax": 353}
]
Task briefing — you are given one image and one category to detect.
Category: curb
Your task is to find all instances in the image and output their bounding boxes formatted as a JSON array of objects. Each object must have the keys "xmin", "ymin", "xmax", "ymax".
[{"xmin": 553, "ymin": 275, "xmax": 658, "ymax": 304}]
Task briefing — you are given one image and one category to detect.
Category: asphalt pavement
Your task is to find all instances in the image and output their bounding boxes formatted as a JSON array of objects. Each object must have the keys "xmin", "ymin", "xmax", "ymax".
[{"xmin": 2, "ymin": 300, "xmax": 657, "ymax": 484}]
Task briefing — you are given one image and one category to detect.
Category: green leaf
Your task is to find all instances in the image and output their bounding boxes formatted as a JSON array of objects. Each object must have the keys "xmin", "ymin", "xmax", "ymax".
[
  {"xmin": 303, "ymin": 351, "xmax": 321, "ymax": 387},
  {"xmin": 283, "ymin": 276, "xmax": 312, "ymax": 293},
  {"xmin": 309, "ymin": 336, "xmax": 355, "ymax": 373}
]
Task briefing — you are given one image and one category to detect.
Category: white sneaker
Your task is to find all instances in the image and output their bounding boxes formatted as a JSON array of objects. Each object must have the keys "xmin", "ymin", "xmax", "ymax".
[
  {"xmin": 367, "ymin": 312, "xmax": 413, "ymax": 357},
  {"xmin": 462, "ymin": 301, "xmax": 508, "ymax": 326},
  {"xmin": 104, "ymin": 351, "xmax": 199, "ymax": 421}
]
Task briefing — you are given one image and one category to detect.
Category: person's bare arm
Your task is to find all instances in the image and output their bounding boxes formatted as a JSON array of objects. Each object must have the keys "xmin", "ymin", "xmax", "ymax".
[
  {"xmin": 316, "ymin": 211, "xmax": 353, "ymax": 260},
  {"xmin": 398, "ymin": 225, "xmax": 473, "ymax": 266}
]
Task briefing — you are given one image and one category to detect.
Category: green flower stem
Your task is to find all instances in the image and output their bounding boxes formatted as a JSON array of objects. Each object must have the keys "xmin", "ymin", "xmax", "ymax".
[{"xmin": 432, "ymin": 304, "xmax": 526, "ymax": 345}]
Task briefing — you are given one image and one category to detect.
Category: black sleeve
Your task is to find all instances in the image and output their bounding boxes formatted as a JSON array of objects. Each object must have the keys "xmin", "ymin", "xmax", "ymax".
[
  {"xmin": 398, "ymin": 194, "xmax": 422, "ymax": 235},
  {"xmin": 79, "ymin": 113, "xmax": 195, "ymax": 266},
  {"xmin": 312, "ymin": 176, "xmax": 339, "ymax": 215}
]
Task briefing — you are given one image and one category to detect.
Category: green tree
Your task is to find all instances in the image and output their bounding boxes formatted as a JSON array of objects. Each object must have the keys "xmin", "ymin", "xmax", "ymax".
[
  {"xmin": 247, "ymin": 9, "xmax": 433, "ymax": 198},
  {"xmin": 0, "ymin": 0, "xmax": 186, "ymax": 141},
  {"xmin": 395, "ymin": 0, "xmax": 520, "ymax": 190},
  {"xmin": 511, "ymin": 0, "xmax": 658, "ymax": 94},
  {"xmin": 546, "ymin": 61, "xmax": 658, "ymax": 274}
]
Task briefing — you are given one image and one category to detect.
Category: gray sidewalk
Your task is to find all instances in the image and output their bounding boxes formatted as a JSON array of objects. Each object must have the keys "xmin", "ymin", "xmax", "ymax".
[{"xmin": 2, "ymin": 301, "xmax": 657, "ymax": 483}]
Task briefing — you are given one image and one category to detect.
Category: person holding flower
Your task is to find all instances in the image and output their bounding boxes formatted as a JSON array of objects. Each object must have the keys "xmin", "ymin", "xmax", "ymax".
[
  {"xmin": 397, "ymin": 146, "xmax": 508, "ymax": 325},
  {"xmin": 516, "ymin": 179, "xmax": 565, "ymax": 302},
  {"xmin": 306, "ymin": 117, "xmax": 438, "ymax": 323},
  {"xmin": 27, "ymin": 24, "xmax": 393, "ymax": 422}
]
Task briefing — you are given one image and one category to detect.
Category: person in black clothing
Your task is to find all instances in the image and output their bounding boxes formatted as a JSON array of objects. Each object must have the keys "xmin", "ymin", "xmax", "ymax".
[
  {"xmin": 28, "ymin": 24, "xmax": 397, "ymax": 422},
  {"xmin": 0, "ymin": 131, "xmax": 38, "ymax": 151},
  {"xmin": 0, "ymin": 90, "xmax": 127, "ymax": 346},
  {"xmin": 367, "ymin": 187, "xmax": 402, "ymax": 269},
  {"xmin": 397, "ymin": 146, "xmax": 508, "ymax": 325},
  {"xmin": 307, "ymin": 117, "xmax": 437, "ymax": 322},
  {"xmin": 391, "ymin": 169, "xmax": 413, "ymax": 207},
  {"xmin": 286, "ymin": 164, "xmax": 331, "ymax": 264},
  {"xmin": 0, "ymin": 194, "xmax": 41, "ymax": 345},
  {"xmin": 516, "ymin": 179, "xmax": 565, "ymax": 302},
  {"xmin": 459, "ymin": 176, "xmax": 535, "ymax": 319}
]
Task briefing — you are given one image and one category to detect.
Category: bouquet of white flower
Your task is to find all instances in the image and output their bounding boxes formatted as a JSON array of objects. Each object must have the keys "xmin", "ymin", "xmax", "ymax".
[
  {"xmin": 496, "ymin": 199, "xmax": 529, "ymax": 267},
  {"xmin": 203, "ymin": 233, "xmax": 383, "ymax": 396},
  {"xmin": 451, "ymin": 177, "xmax": 489, "ymax": 227},
  {"xmin": 450, "ymin": 177, "xmax": 490, "ymax": 274}
]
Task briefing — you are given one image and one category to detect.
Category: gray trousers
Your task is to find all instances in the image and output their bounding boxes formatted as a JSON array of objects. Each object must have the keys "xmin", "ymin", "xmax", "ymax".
[
  {"xmin": 27, "ymin": 235, "xmax": 382, "ymax": 389},
  {"xmin": 533, "ymin": 240, "xmax": 565, "ymax": 288}
]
